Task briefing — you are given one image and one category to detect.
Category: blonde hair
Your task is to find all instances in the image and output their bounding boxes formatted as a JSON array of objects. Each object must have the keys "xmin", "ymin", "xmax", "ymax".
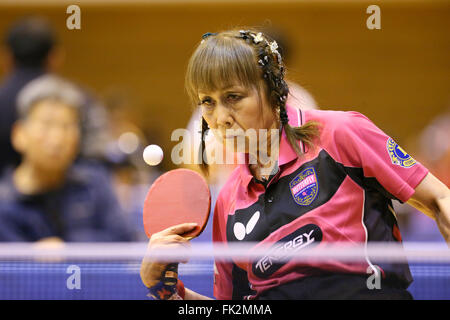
[{"xmin": 185, "ymin": 28, "xmax": 319, "ymax": 175}]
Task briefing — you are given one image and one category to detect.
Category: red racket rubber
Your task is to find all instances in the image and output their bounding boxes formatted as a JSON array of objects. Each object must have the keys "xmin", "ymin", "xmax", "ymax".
[{"xmin": 143, "ymin": 168, "xmax": 211, "ymax": 239}]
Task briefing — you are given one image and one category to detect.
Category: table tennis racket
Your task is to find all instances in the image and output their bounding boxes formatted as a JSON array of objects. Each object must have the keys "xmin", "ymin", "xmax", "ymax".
[{"xmin": 143, "ymin": 168, "xmax": 211, "ymax": 290}]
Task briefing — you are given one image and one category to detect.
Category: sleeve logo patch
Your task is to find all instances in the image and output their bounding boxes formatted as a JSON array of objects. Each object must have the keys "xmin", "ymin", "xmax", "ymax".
[
  {"xmin": 289, "ymin": 167, "xmax": 319, "ymax": 206},
  {"xmin": 386, "ymin": 137, "xmax": 416, "ymax": 168}
]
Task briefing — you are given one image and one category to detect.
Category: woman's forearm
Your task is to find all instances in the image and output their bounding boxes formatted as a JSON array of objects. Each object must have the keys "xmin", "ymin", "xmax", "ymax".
[
  {"xmin": 407, "ymin": 173, "xmax": 450, "ymax": 244},
  {"xmin": 436, "ymin": 193, "xmax": 450, "ymax": 243}
]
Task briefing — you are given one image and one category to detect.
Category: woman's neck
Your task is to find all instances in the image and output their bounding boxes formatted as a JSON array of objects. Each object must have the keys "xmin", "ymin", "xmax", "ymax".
[{"xmin": 248, "ymin": 122, "xmax": 281, "ymax": 180}]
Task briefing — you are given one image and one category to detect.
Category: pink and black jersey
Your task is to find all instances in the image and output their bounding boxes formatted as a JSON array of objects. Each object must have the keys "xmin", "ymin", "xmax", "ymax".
[{"xmin": 212, "ymin": 105, "xmax": 428, "ymax": 300}]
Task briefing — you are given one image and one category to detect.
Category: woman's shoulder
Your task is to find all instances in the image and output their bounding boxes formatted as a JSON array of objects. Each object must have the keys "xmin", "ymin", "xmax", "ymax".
[
  {"xmin": 303, "ymin": 109, "xmax": 375, "ymax": 137},
  {"xmin": 301, "ymin": 109, "xmax": 384, "ymax": 160},
  {"xmin": 303, "ymin": 108, "xmax": 368, "ymax": 125}
]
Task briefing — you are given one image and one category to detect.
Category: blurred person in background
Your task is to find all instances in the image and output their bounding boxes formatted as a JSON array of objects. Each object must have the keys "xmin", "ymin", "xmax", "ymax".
[
  {"xmin": 417, "ymin": 110, "xmax": 450, "ymax": 187},
  {"xmin": 0, "ymin": 17, "xmax": 56, "ymax": 174},
  {"xmin": 0, "ymin": 75, "xmax": 133, "ymax": 242},
  {"xmin": 0, "ymin": 16, "xmax": 112, "ymax": 175}
]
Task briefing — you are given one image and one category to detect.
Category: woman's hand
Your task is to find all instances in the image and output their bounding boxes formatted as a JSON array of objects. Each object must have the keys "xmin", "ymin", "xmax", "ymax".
[{"xmin": 140, "ymin": 222, "xmax": 198, "ymax": 288}]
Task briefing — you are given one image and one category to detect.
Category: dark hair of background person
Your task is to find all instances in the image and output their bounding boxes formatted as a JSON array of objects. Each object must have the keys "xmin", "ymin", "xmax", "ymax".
[
  {"xmin": 5, "ymin": 16, "xmax": 56, "ymax": 68},
  {"xmin": 0, "ymin": 17, "xmax": 57, "ymax": 175}
]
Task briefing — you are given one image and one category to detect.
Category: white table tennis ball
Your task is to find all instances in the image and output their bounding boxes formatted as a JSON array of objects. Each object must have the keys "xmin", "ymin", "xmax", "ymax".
[{"xmin": 143, "ymin": 144, "xmax": 164, "ymax": 166}]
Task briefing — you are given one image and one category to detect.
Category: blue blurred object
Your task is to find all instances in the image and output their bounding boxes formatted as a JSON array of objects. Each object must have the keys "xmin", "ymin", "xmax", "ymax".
[{"xmin": 0, "ymin": 260, "xmax": 214, "ymax": 300}]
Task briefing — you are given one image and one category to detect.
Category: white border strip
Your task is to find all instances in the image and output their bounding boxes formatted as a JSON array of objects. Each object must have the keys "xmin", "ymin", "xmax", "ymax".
[{"xmin": 0, "ymin": 242, "xmax": 448, "ymax": 262}]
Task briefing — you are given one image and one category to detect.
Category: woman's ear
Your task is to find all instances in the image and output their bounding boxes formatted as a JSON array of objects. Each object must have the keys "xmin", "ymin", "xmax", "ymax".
[{"xmin": 11, "ymin": 121, "xmax": 27, "ymax": 153}]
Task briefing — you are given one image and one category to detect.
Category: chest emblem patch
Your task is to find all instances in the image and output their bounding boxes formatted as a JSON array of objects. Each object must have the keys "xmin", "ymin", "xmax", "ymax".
[{"xmin": 289, "ymin": 167, "xmax": 319, "ymax": 206}]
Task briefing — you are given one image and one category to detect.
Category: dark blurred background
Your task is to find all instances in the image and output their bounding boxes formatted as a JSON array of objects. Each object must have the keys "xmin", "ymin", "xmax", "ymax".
[{"xmin": 0, "ymin": 1, "xmax": 448, "ymax": 168}]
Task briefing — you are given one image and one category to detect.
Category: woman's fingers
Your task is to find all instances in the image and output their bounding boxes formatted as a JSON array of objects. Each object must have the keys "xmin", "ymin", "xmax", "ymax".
[
  {"xmin": 141, "ymin": 224, "xmax": 197, "ymax": 287},
  {"xmin": 151, "ymin": 234, "xmax": 191, "ymax": 246},
  {"xmin": 162, "ymin": 223, "xmax": 199, "ymax": 236}
]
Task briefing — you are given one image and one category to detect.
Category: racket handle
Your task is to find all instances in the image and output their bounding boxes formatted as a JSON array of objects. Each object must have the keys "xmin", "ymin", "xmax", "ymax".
[
  {"xmin": 147, "ymin": 263, "xmax": 184, "ymax": 300},
  {"xmin": 162, "ymin": 263, "xmax": 179, "ymax": 286}
]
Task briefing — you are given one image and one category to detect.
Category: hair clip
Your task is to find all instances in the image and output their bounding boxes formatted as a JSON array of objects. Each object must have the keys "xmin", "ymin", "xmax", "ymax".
[
  {"xmin": 269, "ymin": 41, "xmax": 279, "ymax": 54},
  {"xmin": 268, "ymin": 40, "xmax": 283, "ymax": 64},
  {"xmin": 251, "ymin": 32, "xmax": 264, "ymax": 44},
  {"xmin": 202, "ymin": 32, "xmax": 217, "ymax": 39},
  {"xmin": 201, "ymin": 32, "xmax": 217, "ymax": 43},
  {"xmin": 238, "ymin": 30, "xmax": 251, "ymax": 41}
]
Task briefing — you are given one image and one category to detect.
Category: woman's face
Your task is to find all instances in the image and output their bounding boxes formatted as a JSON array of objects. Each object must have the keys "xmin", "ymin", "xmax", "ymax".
[{"xmin": 199, "ymin": 83, "xmax": 277, "ymax": 154}]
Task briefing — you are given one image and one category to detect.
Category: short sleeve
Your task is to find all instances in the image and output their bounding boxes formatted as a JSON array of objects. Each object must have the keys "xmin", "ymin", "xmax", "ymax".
[
  {"xmin": 328, "ymin": 111, "xmax": 428, "ymax": 202},
  {"xmin": 212, "ymin": 193, "xmax": 233, "ymax": 300}
]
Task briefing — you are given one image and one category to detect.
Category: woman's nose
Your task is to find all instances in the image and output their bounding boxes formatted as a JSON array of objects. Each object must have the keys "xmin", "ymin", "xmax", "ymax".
[{"xmin": 215, "ymin": 103, "xmax": 233, "ymax": 128}]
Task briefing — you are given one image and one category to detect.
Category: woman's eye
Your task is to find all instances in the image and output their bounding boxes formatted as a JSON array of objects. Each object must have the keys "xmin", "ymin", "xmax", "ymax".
[
  {"xmin": 200, "ymin": 98, "xmax": 212, "ymax": 105},
  {"xmin": 200, "ymin": 99, "xmax": 215, "ymax": 112},
  {"xmin": 227, "ymin": 94, "xmax": 241, "ymax": 102}
]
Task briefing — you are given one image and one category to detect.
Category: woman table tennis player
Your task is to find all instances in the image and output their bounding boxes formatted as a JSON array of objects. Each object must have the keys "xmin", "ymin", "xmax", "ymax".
[{"xmin": 140, "ymin": 29, "xmax": 450, "ymax": 300}]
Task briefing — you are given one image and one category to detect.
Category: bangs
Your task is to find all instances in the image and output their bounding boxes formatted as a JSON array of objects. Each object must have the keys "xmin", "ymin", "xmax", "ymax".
[{"xmin": 185, "ymin": 33, "xmax": 261, "ymax": 105}]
